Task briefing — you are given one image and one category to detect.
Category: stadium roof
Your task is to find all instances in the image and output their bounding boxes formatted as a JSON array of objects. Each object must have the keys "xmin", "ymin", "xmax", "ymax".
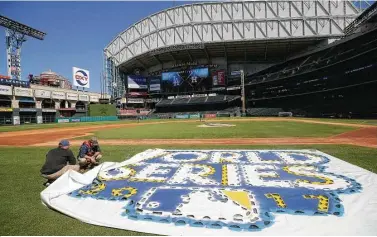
[{"xmin": 105, "ymin": 0, "xmax": 364, "ymax": 72}]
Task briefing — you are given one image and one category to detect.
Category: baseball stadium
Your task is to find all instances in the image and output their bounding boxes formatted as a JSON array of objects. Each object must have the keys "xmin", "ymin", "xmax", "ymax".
[{"xmin": 1, "ymin": 1, "xmax": 377, "ymax": 236}]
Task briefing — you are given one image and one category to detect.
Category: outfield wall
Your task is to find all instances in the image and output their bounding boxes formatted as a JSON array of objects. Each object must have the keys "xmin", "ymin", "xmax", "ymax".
[{"xmin": 56, "ymin": 116, "xmax": 118, "ymax": 123}]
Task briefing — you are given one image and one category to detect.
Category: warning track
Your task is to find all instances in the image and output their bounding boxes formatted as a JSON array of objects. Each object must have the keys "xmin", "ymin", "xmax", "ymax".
[{"xmin": 0, "ymin": 118, "xmax": 376, "ymax": 148}]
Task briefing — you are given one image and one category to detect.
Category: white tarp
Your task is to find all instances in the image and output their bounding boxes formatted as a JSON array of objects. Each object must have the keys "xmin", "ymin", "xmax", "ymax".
[{"xmin": 41, "ymin": 149, "xmax": 377, "ymax": 235}]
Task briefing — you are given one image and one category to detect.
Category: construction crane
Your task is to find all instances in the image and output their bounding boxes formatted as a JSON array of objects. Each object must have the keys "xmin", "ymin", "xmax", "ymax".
[{"xmin": 0, "ymin": 15, "xmax": 46, "ymax": 80}]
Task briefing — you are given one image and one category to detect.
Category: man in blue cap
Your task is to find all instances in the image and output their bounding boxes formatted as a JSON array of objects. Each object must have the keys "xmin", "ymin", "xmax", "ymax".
[{"xmin": 40, "ymin": 139, "xmax": 80, "ymax": 186}]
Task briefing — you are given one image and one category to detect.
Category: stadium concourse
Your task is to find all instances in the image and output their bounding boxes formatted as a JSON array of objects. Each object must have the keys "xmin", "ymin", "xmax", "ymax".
[{"xmin": 0, "ymin": 70, "xmax": 110, "ymax": 126}]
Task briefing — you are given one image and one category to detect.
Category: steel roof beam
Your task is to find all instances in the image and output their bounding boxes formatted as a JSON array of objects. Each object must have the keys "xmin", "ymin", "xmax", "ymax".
[
  {"xmin": 104, "ymin": 0, "xmax": 362, "ymax": 68},
  {"xmin": 186, "ymin": 50, "xmax": 193, "ymax": 61},
  {"xmin": 0, "ymin": 15, "xmax": 46, "ymax": 40},
  {"xmin": 204, "ymin": 47, "xmax": 211, "ymax": 63}
]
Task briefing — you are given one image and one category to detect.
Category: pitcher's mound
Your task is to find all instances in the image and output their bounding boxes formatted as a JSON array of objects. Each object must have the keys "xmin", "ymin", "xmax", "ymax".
[{"xmin": 198, "ymin": 122, "xmax": 236, "ymax": 128}]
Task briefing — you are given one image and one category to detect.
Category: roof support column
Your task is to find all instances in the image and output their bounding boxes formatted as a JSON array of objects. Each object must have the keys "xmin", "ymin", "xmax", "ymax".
[{"xmin": 204, "ymin": 47, "xmax": 211, "ymax": 64}]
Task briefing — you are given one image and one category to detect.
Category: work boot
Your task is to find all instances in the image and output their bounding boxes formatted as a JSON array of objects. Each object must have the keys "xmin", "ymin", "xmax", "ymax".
[{"xmin": 43, "ymin": 179, "xmax": 54, "ymax": 187}]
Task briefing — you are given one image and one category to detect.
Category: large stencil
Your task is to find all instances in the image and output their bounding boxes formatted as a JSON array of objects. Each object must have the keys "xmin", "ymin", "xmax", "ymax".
[{"xmin": 70, "ymin": 150, "xmax": 362, "ymax": 232}]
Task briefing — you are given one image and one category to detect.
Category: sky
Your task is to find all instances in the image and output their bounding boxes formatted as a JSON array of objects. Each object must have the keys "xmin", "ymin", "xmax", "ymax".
[{"xmin": 0, "ymin": 1, "xmax": 193, "ymax": 93}]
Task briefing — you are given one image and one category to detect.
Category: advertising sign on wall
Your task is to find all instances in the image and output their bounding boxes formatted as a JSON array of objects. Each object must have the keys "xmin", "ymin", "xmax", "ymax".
[
  {"xmin": 89, "ymin": 95, "xmax": 99, "ymax": 103},
  {"xmin": 149, "ymin": 78, "xmax": 161, "ymax": 91},
  {"xmin": 73, "ymin": 67, "xmax": 90, "ymax": 88},
  {"xmin": 128, "ymin": 75, "xmax": 147, "ymax": 89},
  {"xmin": 175, "ymin": 114, "xmax": 189, "ymax": 119},
  {"xmin": 57, "ymin": 118, "xmax": 70, "ymax": 123},
  {"xmin": 0, "ymin": 108, "xmax": 12, "ymax": 112},
  {"xmin": 119, "ymin": 109, "xmax": 137, "ymax": 116},
  {"xmin": 189, "ymin": 113, "xmax": 201, "ymax": 119},
  {"xmin": 0, "ymin": 85, "xmax": 12, "ymax": 96},
  {"xmin": 34, "ymin": 89, "xmax": 51, "ymax": 99},
  {"xmin": 176, "ymin": 95, "xmax": 191, "ymax": 99},
  {"xmin": 162, "ymin": 72, "xmax": 182, "ymax": 87},
  {"xmin": 127, "ymin": 98, "xmax": 144, "ymax": 104},
  {"xmin": 0, "ymin": 78, "xmax": 29, "ymax": 88},
  {"xmin": 14, "ymin": 87, "xmax": 33, "ymax": 97},
  {"xmin": 19, "ymin": 108, "xmax": 37, "ymax": 112},
  {"xmin": 192, "ymin": 94, "xmax": 206, "ymax": 98},
  {"xmin": 66, "ymin": 93, "xmax": 78, "ymax": 101},
  {"xmin": 42, "ymin": 109, "xmax": 56, "ymax": 113},
  {"xmin": 13, "ymin": 116, "xmax": 20, "ymax": 125},
  {"xmin": 52, "ymin": 91, "xmax": 66, "ymax": 100},
  {"xmin": 128, "ymin": 92, "xmax": 148, "ymax": 97},
  {"xmin": 213, "ymin": 70, "xmax": 225, "ymax": 86},
  {"xmin": 79, "ymin": 94, "xmax": 89, "ymax": 101},
  {"xmin": 212, "ymin": 87, "xmax": 226, "ymax": 91},
  {"xmin": 162, "ymin": 68, "xmax": 209, "ymax": 88},
  {"xmin": 204, "ymin": 113, "xmax": 217, "ymax": 118}
]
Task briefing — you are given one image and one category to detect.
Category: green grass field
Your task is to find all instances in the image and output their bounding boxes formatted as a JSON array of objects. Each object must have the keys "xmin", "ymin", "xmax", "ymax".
[
  {"xmin": 292, "ymin": 117, "xmax": 377, "ymax": 126},
  {"xmin": 0, "ymin": 117, "xmax": 376, "ymax": 133},
  {"xmin": 88, "ymin": 121, "xmax": 354, "ymax": 139},
  {"xmin": 0, "ymin": 144, "xmax": 376, "ymax": 235},
  {"xmin": 1, "ymin": 117, "xmax": 377, "ymax": 235}
]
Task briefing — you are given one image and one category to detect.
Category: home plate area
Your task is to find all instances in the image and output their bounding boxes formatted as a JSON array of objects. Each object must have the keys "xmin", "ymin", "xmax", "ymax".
[{"xmin": 41, "ymin": 149, "xmax": 377, "ymax": 235}]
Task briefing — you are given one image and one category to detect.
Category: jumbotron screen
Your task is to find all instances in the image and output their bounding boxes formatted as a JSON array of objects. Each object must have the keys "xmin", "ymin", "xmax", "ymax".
[{"xmin": 161, "ymin": 68, "xmax": 211, "ymax": 93}]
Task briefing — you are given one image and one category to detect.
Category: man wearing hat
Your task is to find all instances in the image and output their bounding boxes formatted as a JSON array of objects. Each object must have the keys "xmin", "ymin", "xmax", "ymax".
[
  {"xmin": 77, "ymin": 137, "xmax": 103, "ymax": 168},
  {"xmin": 40, "ymin": 139, "xmax": 80, "ymax": 186}
]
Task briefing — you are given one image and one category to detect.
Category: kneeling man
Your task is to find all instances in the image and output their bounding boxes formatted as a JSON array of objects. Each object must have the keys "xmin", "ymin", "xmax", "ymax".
[
  {"xmin": 40, "ymin": 140, "xmax": 79, "ymax": 186},
  {"xmin": 77, "ymin": 137, "xmax": 102, "ymax": 168}
]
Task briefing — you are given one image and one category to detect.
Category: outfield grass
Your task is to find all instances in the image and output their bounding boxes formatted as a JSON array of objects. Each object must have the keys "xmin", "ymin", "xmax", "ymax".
[
  {"xmin": 292, "ymin": 117, "xmax": 377, "ymax": 126},
  {"xmin": 1, "ymin": 117, "xmax": 376, "ymax": 133},
  {"xmin": 0, "ymin": 144, "xmax": 376, "ymax": 235},
  {"xmin": 90, "ymin": 121, "xmax": 354, "ymax": 139}
]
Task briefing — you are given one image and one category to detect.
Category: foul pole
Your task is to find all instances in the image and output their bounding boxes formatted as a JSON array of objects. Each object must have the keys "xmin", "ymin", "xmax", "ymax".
[{"xmin": 240, "ymin": 69, "xmax": 246, "ymax": 116}]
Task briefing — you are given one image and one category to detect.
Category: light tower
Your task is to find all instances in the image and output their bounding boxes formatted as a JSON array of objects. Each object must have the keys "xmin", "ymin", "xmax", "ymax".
[{"xmin": 0, "ymin": 15, "xmax": 46, "ymax": 80}]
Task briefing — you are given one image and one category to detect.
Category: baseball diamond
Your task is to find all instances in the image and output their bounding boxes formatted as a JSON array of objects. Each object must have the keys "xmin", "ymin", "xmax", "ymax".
[{"xmin": 1, "ymin": 1, "xmax": 377, "ymax": 236}]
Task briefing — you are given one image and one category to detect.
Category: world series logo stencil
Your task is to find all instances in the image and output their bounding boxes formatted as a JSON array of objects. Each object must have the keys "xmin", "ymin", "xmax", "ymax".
[{"xmin": 70, "ymin": 150, "xmax": 362, "ymax": 232}]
